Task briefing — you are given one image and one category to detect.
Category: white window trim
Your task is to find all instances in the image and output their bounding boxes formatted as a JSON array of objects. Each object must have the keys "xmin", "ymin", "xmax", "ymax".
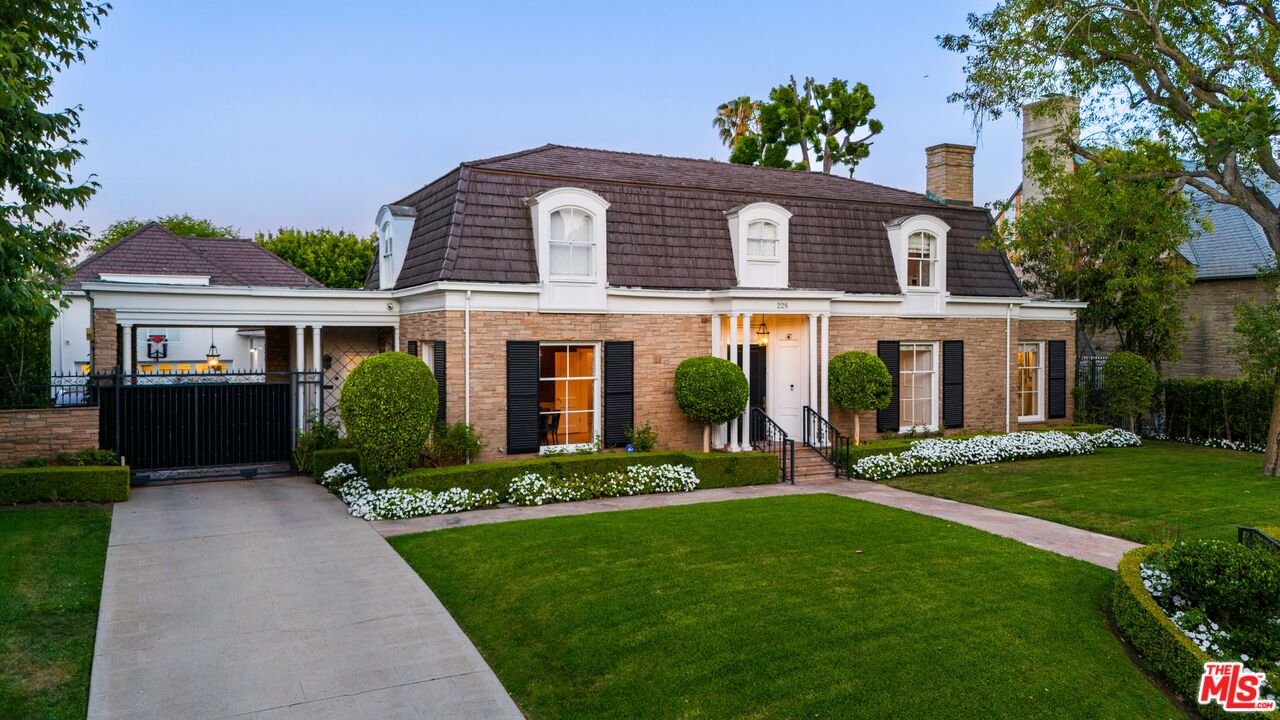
[
  {"xmin": 745, "ymin": 219, "xmax": 781, "ymax": 262},
  {"xmin": 536, "ymin": 341, "xmax": 601, "ymax": 454},
  {"xmin": 899, "ymin": 341, "xmax": 940, "ymax": 433},
  {"xmin": 375, "ymin": 207, "xmax": 415, "ymax": 290},
  {"xmin": 527, "ymin": 187, "xmax": 610, "ymax": 311},
  {"xmin": 906, "ymin": 231, "xmax": 938, "ymax": 290},
  {"xmin": 885, "ymin": 214, "xmax": 950, "ymax": 296},
  {"xmin": 726, "ymin": 202, "xmax": 792, "ymax": 289},
  {"xmin": 1018, "ymin": 340, "xmax": 1046, "ymax": 422}
]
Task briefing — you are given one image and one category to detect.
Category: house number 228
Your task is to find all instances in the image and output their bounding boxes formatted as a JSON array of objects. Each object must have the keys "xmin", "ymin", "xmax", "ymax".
[{"xmin": 775, "ymin": 302, "xmax": 789, "ymax": 309}]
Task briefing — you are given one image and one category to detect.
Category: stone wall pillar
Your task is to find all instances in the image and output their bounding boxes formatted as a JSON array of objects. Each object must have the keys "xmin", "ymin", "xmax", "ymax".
[
  {"xmin": 91, "ymin": 309, "xmax": 118, "ymax": 375},
  {"xmin": 264, "ymin": 327, "xmax": 291, "ymax": 373}
]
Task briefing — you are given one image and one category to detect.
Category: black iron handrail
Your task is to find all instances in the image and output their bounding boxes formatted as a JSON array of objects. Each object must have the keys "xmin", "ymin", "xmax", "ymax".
[
  {"xmin": 1238, "ymin": 526, "xmax": 1280, "ymax": 556},
  {"xmin": 750, "ymin": 407, "xmax": 794, "ymax": 485},
  {"xmin": 802, "ymin": 405, "xmax": 849, "ymax": 478}
]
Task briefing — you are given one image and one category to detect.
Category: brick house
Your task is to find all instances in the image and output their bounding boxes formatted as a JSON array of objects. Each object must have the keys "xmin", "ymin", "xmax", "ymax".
[{"xmin": 75, "ymin": 144, "xmax": 1079, "ymax": 469}]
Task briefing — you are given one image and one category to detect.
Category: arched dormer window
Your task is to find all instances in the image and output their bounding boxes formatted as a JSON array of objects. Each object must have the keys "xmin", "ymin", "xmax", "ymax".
[
  {"xmin": 906, "ymin": 230, "xmax": 937, "ymax": 288},
  {"xmin": 726, "ymin": 202, "xmax": 792, "ymax": 289},
  {"xmin": 374, "ymin": 205, "xmax": 416, "ymax": 290},
  {"xmin": 526, "ymin": 187, "xmax": 610, "ymax": 310},
  {"xmin": 884, "ymin": 214, "xmax": 950, "ymax": 314},
  {"xmin": 379, "ymin": 222, "xmax": 394, "ymax": 282}
]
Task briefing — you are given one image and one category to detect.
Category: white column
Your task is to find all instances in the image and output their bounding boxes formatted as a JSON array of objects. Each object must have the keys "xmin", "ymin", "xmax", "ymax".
[
  {"xmin": 741, "ymin": 312, "xmax": 752, "ymax": 449},
  {"xmin": 710, "ymin": 314, "xmax": 723, "ymax": 448},
  {"xmin": 121, "ymin": 323, "xmax": 133, "ymax": 378},
  {"xmin": 820, "ymin": 313, "xmax": 830, "ymax": 421},
  {"xmin": 311, "ymin": 325, "xmax": 323, "ymax": 422},
  {"xmin": 295, "ymin": 326, "xmax": 306, "ymax": 431},
  {"xmin": 728, "ymin": 313, "xmax": 740, "ymax": 452},
  {"xmin": 808, "ymin": 313, "xmax": 818, "ymax": 413},
  {"xmin": 393, "ymin": 324, "xmax": 400, "ymax": 353}
]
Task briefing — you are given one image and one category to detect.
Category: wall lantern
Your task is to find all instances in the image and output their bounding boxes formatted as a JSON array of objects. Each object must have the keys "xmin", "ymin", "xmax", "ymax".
[{"xmin": 754, "ymin": 320, "xmax": 770, "ymax": 346}]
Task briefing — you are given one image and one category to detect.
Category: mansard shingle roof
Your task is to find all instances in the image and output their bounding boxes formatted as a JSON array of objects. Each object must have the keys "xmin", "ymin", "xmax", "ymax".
[{"xmin": 367, "ymin": 144, "xmax": 1024, "ymax": 297}]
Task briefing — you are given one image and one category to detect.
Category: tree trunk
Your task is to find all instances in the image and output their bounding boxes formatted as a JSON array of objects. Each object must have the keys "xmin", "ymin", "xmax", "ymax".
[
  {"xmin": 703, "ymin": 424, "xmax": 711, "ymax": 454},
  {"xmin": 1265, "ymin": 390, "xmax": 1280, "ymax": 478},
  {"xmin": 853, "ymin": 413, "xmax": 861, "ymax": 446}
]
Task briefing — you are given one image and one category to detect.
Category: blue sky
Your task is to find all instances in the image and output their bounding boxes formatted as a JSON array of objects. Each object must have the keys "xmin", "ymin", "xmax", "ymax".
[{"xmin": 52, "ymin": 0, "xmax": 1023, "ymax": 239}]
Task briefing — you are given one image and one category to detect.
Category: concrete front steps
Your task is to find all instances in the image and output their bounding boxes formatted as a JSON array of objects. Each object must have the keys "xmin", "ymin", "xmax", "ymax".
[{"xmin": 790, "ymin": 448, "xmax": 841, "ymax": 482}]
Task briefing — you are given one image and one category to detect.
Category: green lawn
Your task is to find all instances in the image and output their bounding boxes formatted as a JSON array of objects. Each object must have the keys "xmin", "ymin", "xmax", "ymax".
[
  {"xmin": 885, "ymin": 441, "xmax": 1278, "ymax": 544},
  {"xmin": 392, "ymin": 495, "xmax": 1179, "ymax": 719},
  {"xmin": 0, "ymin": 507, "xmax": 111, "ymax": 720}
]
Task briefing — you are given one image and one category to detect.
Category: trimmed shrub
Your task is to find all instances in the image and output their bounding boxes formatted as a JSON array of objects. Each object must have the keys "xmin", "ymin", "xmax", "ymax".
[
  {"xmin": 1104, "ymin": 351, "xmax": 1158, "ymax": 431},
  {"xmin": 674, "ymin": 356, "xmax": 749, "ymax": 451},
  {"xmin": 1163, "ymin": 540, "xmax": 1280, "ymax": 627},
  {"xmin": 292, "ymin": 416, "xmax": 343, "ymax": 475},
  {"xmin": 828, "ymin": 351, "xmax": 892, "ymax": 444},
  {"xmin": 312, "ymin": 448, "xmax": 362, "ymax": 483},
  {"xmin": 1162, "ymin": 378, "xmax": 1272, "ymax": 447},
  {"xmin": 390, "ymin": 451, "xmax": 778, "ymax": 495},
  {"xmin": 624, "ymin": 422, "xmax": 658, "ymax": 452},
  {"xmin": 0, "ymin": 466, "xmax": 130, "ymax": 504},
  {"xmin": 421, "ymin": 421, "xmax": 485, "ymax": 467},
  {"xmin": 339, "ymin": 352, "xmax": 438, "ymax": 485}
]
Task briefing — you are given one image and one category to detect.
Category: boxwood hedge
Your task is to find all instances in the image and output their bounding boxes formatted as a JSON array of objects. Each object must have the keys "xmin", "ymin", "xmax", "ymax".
[
  {"xmin": 1112, "ymin": 545, "xmax": 1273, "ymax": 720},
  {"xmin": 390, "ymin": 451, "xmax": 778, "ymax": 495},
  {"xmin": 312, "ymin": 448, "xmax": 362, "ymax": 483},
  {"xmin": 0, "ymin": 465, "xmax": 130, "ymax": 504}
]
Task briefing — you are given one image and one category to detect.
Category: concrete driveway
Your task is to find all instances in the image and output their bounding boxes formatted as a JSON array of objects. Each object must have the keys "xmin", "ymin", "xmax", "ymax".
[{"xmin": 88, "ymin": 476, "xmax": 522, "ymax": 720}]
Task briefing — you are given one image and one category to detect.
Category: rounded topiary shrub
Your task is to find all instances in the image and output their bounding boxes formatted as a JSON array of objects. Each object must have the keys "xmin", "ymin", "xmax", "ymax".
[
  {"xmin": 339, "ymin": 352, "xmax": 438, "ymax": 484},
  {"xmin": 674, "ymin": 355, "xmax": 749, "ymax": 452},
  {"xmin": 828, "ymin": 351, "xmax": 893, "ymax": 444},
  {"xmin": 1104, "ymin": 351, "xmax": 1158, "ymax": 431},
  {"xmin": 1163, "ymin": 539, "xmax": 1280, "ymax": 627}
]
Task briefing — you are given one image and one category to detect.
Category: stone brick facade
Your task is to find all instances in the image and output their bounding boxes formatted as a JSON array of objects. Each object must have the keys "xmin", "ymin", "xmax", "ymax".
[
  {"xmin": 1165, "ymin": 278, "xmax": 1272, "ymax": 380},
  {"xmin": 399, "ymin": 310, "xmax": 1077, "ymax": 462},
  {"xmin": 925, "ymin": 144, "xmax": 975, "ymax": 205},
  {"xmin": 265, "ymin": 327, "xmax": 292, "ymax": 373},
  {"xmin": 0, "ymin": 407, "xmax": 100, "ymax": 465},
  {"xmin": 91, "ymin": 308, "xmax": 118, "ymax": 374}
]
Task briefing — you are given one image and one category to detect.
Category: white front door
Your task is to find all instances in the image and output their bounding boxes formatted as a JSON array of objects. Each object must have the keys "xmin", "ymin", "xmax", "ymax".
[{"xmin": 771, "ymin": 330, "xmax": 805, "ymax": 437}]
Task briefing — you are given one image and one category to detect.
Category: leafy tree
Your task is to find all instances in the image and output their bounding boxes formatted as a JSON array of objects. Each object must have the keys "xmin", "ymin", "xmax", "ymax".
[
  {"xmin": 992, "ymin": 141, "xmax": 1200, "ymax": 364},
  {"xmin": 256, "ymin": 228, "xmax": 377, "ymax": 289},
  {"xmin": 92, "ymin": 214, "xmax": 237, "ymax": 252},
  {"xmin": 723, "ymin": 76, "xmax": 883, "ymax": 175},
  {"xmin": 1, "ymin": 1, "xmax": 109, "ymax": 332},
  {"xmin": 1103, "ymin": 351, "xmax": 1158, "ymax": 432},
  {"xmin": 712, "ymin": 96, "xmax": 760, "ymax": 148},
  {"xmin": 674, "ymin": 356, "xmax": 749, "ymax": 452},
  {"xmin": 827, "ymin": 351, "xmax": 893, "ymax": 444},
  {"xmin": 1231, "ymin": 271, "xmax": 1280, "ymax": 476},
  {"xmin": 942, "ymin": 0, "xmax": 1280, "ymax": 474}
]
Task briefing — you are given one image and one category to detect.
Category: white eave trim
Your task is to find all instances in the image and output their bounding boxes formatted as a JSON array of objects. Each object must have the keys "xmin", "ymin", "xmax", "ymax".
[{"xmin": 96, "ymin": 273, "xmax": 211, "ymax": 286}]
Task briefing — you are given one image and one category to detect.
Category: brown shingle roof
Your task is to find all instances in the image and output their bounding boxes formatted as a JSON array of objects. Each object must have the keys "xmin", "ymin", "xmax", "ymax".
[
  {"xmin": 370, "ymin": 144, "xmax": 1024, "ymax": 297},
  {"xmin": 71, "ymin": 223, "xmax": 323, "ymax": 290}
]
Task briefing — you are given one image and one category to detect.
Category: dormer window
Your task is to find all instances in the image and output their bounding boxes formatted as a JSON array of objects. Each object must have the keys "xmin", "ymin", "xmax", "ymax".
[
  {"xmin": 527, "ymin": 187, "xmax": 610, "ymax": 311},
  {"xmin": 726, "ymin": 202, "xmax": 791, "ymax": 289},
  {"xmin": 380, "ymin": 222, "xmax": 393, "ymax": 282},
  {"xmin": 549, "ymin": 208, "xmax": 595, "ymax": 278},
  {"xmin": 374, "ymin": 205, "xmax": 416, "ymax": 290},
  {"xmin": 906, "ymin": 231, "xmax": 936, "ymax": 288},
  {"xmin": 746, "ymin": 220, "xmax": 779, "ymax": 259}
]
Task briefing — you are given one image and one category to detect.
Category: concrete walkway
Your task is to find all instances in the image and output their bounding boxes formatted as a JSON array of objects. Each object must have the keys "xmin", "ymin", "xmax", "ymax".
[
  {"xmin": 88, "ymin": 477, "xmax": 522, "ymax": 720},
  {"xmin": 376, "ymin": 478, "xmax": 1140, "ymax": 570}
]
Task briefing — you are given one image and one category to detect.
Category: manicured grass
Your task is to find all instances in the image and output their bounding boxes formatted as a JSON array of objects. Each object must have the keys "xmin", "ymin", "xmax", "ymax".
[
  {"xmin": 0, "ymin": 507, "xmax": 111, "ymax": 720},
  {"xmin": 885, "ymin": 441, "xmax": 1278, "ymax": 544},
  {"xmin": 392, "ymin": 495, "xmax": 1179, "ymax": 719}
]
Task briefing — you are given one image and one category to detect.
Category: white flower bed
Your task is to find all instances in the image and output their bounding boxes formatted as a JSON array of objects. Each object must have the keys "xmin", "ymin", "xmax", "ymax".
[
  {"xmin": 1145, "ymin": 433, "xmax": 1266, "ymax": 454},
  {"xmin": 318, "ymin": 461, "xmax": 700, "ymax": 520},
  {"xmin": 507, "ymin": 464, "xmax": 699, "ymax": 506},
  {"xmin": 852, "ymin": 428, "xmax": 1141, "ymax": 482}
]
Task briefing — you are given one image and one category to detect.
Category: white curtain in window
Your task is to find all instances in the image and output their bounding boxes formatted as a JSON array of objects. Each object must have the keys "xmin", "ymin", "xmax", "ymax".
[
  {"xmin": 746, "ymin": 220, "xmax": 778, "ymax": 257},
  {"xmin": 549, "ymin": 208, "xmax": 594, "ymax": 277}
]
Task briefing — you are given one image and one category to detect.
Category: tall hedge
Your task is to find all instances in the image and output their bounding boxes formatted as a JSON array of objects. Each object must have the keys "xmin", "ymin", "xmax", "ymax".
[
  {"xmin": 0, "ymin": 466, "xmax": 130, "ymax": 504},
  {"xmin": 338, "ymin": 352, "xmax": 437, "ymax": 484},
  {"xmin": 1162, "ymin": 378, "xmax": 1272, "ymax": 447},
  {"xmin": 1104, "ymin": 351, "xmax": 1157, "ymax": 431}
]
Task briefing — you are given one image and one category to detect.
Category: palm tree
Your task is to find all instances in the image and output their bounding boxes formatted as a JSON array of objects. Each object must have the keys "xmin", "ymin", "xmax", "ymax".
[{"xmin": 712, "ymin": 96, "xmax": 760, "ymax": 147}]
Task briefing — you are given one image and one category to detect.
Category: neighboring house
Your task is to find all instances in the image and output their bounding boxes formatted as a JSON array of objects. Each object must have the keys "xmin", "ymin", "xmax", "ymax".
[
  {"xmin": 53, "ymin": 223, "xmax": 324, "ymax": 376},
  {"xmin": 73, "ymin": 144, "xmax": 1080, "ymax": 469}
]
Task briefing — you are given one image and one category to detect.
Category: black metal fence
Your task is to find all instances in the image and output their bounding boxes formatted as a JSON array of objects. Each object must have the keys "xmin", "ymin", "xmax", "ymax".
[
  {"xmin": 0, "ymin": 371, "xmax": 97, "ymax": 410},
  {"xmin": 1239, "ymin": 526, "xmax": 1280, "ymax": 556},
  {"xmin": 802, "ymin": 405, "xmax": 849, "ymax": 479},
  {"xmin": 750, "ymin": 407, "xmax": 794, "ymax": 484}
]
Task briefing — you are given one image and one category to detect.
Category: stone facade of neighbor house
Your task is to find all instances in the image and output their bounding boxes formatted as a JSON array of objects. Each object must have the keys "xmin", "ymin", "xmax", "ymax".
[
  {"xmin": 0, "ymin": 407, "xmax": 100, "ymax": 465},
  {"xmin": 1167, "ymin": 278, "xmax": 1274, "ymax": 380}
]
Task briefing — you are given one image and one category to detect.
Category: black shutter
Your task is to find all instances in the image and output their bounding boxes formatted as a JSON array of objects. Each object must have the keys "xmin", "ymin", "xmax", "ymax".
[
  {"xmin": 433, "ymin": 340, "xmax": 447, "ymax": 426},
  {"xmin": 406, "ymin": 339, "xmax": 418, "ymax": 357},
  {"xmin": 876, "ymin": 340, "xmax": 900, "ymax": 432},
  {"xmin": 1047, "ymin": 340, "xmax": 1067, "ymax": 419},
  {"xmin": 506, "ymin": 341, "xmax": 540, "ymax": 454},
  {"xmin": 603, "ymin": 341, "xmax": 634, "ymax": 447},
  {"xmin": 942, "ymin": 340, "xmax": 964, "ymax": 428}
]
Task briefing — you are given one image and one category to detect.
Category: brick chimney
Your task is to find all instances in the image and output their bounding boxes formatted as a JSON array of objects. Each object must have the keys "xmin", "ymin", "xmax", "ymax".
[
  {"xmin": 1021, "ymin": 95, "xmax": 1080, "ymax": 204},
  {"xmin": 925, "ymin": 143, "xmax": 975, "ymax": 205}
]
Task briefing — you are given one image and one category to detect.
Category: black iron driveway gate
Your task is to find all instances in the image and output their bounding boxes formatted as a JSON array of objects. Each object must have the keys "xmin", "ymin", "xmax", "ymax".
[{"xmin": 98, "ymin": 371, "xmax": 320, "ymax": 471}]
